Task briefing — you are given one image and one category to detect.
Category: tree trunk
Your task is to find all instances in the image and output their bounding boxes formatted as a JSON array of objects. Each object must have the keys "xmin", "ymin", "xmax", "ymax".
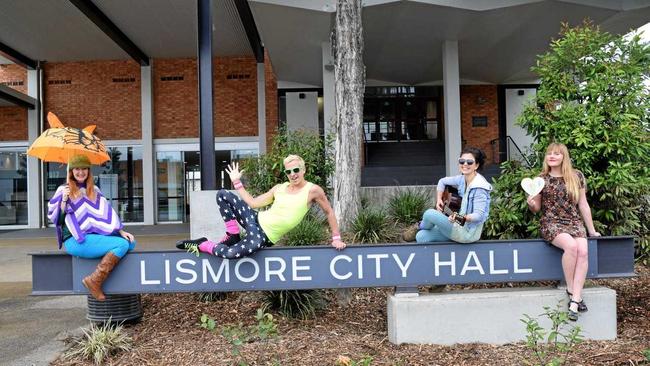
[
  {"xmin": 332, "ymin": 0, "xmax": 365, "ymax": 232},
  {"xmin": 332, "ymin": 0, "xmax": 365, "ymax": 306}
]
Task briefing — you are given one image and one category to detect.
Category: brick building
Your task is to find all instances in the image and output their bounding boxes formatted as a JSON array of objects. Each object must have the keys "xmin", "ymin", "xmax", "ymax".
[{"xmin": 1, "ymin": 0, "xmax": 647, "ymax": 228}]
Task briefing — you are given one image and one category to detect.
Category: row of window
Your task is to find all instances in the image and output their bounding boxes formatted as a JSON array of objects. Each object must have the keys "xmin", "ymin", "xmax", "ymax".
[{"xmin": 0, "ymin": 146, "xmax": 257, "ymax": 226}]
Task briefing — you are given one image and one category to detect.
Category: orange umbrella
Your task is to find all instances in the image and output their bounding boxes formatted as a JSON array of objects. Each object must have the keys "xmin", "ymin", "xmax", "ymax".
[{"xmin": 27, "ymin": 112, "xmax": 110, "ymax": 165}]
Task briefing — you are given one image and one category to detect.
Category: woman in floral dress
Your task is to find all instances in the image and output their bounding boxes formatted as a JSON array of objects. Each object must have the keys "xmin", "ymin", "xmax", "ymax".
[{"xmin": 526, "ymin": 143, "xmax": 600, "ymax": 321}]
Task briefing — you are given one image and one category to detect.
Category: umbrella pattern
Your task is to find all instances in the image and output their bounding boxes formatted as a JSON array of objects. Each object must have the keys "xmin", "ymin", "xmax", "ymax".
[{"xmin": 27, "ymin": 112, "xmax": 110, "ymax": 165}]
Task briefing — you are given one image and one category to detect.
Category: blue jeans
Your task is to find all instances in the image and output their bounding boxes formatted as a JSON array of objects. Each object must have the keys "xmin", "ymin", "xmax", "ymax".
[
  {"xmin": 64, "ymin": 234, "xmax": 136, "ymax": 259},
  {"xmin": 415, "ymin": 209, "xmax": 454, "ymax": 243}
]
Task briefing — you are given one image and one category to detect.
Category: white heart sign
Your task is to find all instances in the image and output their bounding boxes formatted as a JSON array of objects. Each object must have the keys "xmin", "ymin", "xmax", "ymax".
[{"xmin": 521, "ymin": 177, "xmax": 545, "ymax": 197}]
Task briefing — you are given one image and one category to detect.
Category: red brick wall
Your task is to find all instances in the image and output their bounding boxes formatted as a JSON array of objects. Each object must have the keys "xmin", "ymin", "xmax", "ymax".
[
  {"xmin": 0, "ymin": 64, "xmax": 27, "ymax": 93},
  {"xmin": 154, "ymin": 54, "xmax": 278, "ymax": 146},
  {"xmin": 0, "ymin": 107, "xmax": 28, "ymax": 140},
  {"xmin": 153, "ymin": 58, "xmax": 198, "ymax": 138},
  {"xmin": 0, "ymin": 64, "xmax": 28, "ymax": 140},
  {"xmin": 1, "ymin": 57, "xmax": 278, "ymax": 145},
  {"xmin": 460, "ymin": 85, "xmax": 499, "ymax": 165},
  {"xmin": 44, "ymin": 60, "xmax": 142, "ymax": 140}
]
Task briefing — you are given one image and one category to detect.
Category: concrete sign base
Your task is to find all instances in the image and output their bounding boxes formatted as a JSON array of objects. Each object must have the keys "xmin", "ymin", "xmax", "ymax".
[{"xmin": 387, "ymin": 286, "xmax": 616, "ymax": 345}]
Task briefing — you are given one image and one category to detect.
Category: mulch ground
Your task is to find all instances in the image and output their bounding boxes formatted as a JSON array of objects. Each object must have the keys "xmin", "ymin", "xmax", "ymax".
[{"xmin": 54, "ymin": 265, "xmax": 650, "ymax": 366}]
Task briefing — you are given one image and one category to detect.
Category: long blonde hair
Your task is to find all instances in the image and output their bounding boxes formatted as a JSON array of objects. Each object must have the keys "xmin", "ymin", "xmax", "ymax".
[
  {"xmin": 67, "ymin": 169, "xmax": 96, "ymax": 201},
  {"xmin": 541, "ymin": 143, "xmax": 579, "ymax": 203}
]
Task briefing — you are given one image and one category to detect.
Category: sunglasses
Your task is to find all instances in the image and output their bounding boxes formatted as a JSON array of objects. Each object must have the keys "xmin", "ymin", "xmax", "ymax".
[
  {"xmin": 458, "ymin": 159, "xmax": 475, "ymax": 165},
  {"xmin": 284, "ymin": 167, "xmax": 301, "ymax": 175}
]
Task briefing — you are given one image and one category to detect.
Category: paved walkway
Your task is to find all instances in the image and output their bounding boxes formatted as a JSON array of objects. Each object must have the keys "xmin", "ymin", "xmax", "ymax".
[{"xmin": 0, "ymin": 224, "xmax": 189, "ymax": 366}]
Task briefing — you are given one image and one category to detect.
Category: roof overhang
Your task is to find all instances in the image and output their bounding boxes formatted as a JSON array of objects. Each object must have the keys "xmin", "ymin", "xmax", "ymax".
[{"xmin": 250, "ymin": 0, "xmax": 650, "ymax": 86}]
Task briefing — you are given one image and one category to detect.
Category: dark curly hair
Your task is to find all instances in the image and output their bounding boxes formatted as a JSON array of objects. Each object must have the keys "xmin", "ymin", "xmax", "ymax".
[{"xmin": 460, "ymin": 147, "xmax": 486, "ymax": 171}]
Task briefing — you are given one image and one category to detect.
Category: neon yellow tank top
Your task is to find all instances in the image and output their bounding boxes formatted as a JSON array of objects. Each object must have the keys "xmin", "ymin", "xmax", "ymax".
[{"xmin": 258, "ymin": 182, "xmax": 312, "ymax": 244}]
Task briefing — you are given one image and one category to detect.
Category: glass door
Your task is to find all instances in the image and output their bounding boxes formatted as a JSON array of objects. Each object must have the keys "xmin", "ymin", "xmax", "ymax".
[{"xmin": 157, "ymin": 151, "xmax": 185, "ymax": 222}]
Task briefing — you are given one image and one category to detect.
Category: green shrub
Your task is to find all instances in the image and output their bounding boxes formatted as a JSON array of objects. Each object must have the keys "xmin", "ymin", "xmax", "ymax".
[
  {"xmin": 387, "ymin": 188, "xmax": 431, "ymax": 224},
  {"xmin": 196, "ymin": 292, "xmax": 227, "ymax": 303},
  {"xmin": 63, "ymin": 321, "xmax": 132, "ymax": 365},
  {"xmin": 240, "ymin": 127, "xmax": 335, "ymax": 195},
  {"xmin": 283, "ymin": 212, "xmax": 328, "ymax": 246},
  {"xmin": 484, "ymin": 161, "xmax": 540, "ymax": 239},
  {"xmin": 351, "ymin": 209, "xmax": 392, "ymax": 244},
  {"xmin": 261, "ymin": 289, "xmax": 326, "ymax": 320},
  {"xmin": 521, "ymin": 302, "xmax": 584, "ymax": 366},
  {"xmin": 486, "ymin": 22, "xmax": 650, "ymax": 256}
]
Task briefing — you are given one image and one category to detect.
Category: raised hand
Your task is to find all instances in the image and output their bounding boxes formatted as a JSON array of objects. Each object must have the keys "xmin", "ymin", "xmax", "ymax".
[{"xmin": 225, "ymin": 162, "xmax": 245, "ymax": 182}]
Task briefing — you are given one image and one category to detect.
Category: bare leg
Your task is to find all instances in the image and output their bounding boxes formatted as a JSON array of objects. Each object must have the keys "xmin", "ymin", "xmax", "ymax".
[
  {"xmin": 571, "ymin": 237, "xmax": 589, "ymax": 303},
  {"xmin": 551, "ymin": 233, "xmax": 579, "ymax": 311}
]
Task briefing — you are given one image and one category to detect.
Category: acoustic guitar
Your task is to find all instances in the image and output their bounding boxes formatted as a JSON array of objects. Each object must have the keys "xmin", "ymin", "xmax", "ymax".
[{"xmin": 441, "ymin": 186, "xmax": 466, "ymax": 226}]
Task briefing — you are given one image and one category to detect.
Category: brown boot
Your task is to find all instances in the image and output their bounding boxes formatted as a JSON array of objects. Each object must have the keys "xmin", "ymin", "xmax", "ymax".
[{"xmin": 82, "ymin": 252, "xmax": 120, "ymax": 301}]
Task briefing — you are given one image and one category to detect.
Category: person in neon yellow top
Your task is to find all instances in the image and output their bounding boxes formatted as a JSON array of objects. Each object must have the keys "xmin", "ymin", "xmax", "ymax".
[{"xmin": 176, "ymin": 155, "xmax": 346, "ymax": 258}]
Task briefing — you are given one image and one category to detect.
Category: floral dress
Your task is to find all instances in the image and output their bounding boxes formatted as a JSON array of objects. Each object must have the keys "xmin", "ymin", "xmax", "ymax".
[{"xmin": 539, "ymin": 171, "xmax": 587, "ymax": 242}]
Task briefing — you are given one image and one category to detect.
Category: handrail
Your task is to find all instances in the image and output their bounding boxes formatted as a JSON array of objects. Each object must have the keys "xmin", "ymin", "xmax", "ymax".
[{"xmin": 491, "ymin": 135, "xmax": 533, "ymax": 168}]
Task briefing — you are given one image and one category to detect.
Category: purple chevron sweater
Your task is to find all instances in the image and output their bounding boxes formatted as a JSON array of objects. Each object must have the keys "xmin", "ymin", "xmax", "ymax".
[{"xmin": 48, "ymin": 184, "xmax": 123, "ymax": 249}]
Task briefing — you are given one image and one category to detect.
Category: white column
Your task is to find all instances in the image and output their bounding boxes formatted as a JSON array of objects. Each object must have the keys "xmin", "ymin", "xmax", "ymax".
[
  {"xmin": 27, "ymin": 69, "xmax": 41, "ymax": 228},
  {"xmin": 141, "ymin": 63, "xmax": 155, "ymax": 225},
  {"xmin": 257, "ymin": 62, "xmax": 267, "ymax": 154},
  {"xmin": 322, "ymin": 42, "xmax": 335, "ymax": 136},
  {"xmin": 442, "ymin": 40, "xmax": 462, "ymax": 176}
]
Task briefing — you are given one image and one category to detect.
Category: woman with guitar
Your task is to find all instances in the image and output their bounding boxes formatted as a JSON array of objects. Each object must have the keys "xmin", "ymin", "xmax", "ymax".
[
  {"xmin": 406, "ymin": 147, "xmax": 492, "ymax": 243},
  {"xmin": 526, "ymin": 143, "xmax": 600, "ymax": 321}
]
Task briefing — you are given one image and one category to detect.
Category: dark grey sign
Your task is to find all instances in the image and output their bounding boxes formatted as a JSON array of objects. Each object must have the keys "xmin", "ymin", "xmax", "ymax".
[{"xmin": 68, "ymin": 240, "xmax": 604, "ymax": 294}]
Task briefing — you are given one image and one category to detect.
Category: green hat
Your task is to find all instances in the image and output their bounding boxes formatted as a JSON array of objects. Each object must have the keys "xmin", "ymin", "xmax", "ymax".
[{"xmin": 68, "ymin": 155, "xmax": 91, "ymax": 170}]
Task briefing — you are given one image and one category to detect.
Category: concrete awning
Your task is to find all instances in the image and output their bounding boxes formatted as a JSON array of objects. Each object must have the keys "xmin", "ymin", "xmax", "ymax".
[
  {"xmin": 0, "ymin": 0, "xmax": 253, "ymax": 63},
  {"xmin": 250, "ymin": 0, "xmax": 650, "ymax": 86}
]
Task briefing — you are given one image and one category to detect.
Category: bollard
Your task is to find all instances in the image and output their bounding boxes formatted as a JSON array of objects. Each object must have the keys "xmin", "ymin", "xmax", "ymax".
[{"xmin": 86, "ymin": 294, "xmax": 143, "ymax": 323}]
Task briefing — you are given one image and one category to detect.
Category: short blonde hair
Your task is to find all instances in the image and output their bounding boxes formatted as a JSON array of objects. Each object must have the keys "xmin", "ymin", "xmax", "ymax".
[{"xmin": 283, "ymin": 154, "xmax": 305, "ymax": 169}]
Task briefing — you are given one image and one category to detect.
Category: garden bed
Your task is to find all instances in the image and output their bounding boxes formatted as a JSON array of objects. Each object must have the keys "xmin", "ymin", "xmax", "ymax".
[{"xmin": 54, "ymin": 265, "xmax": 649, "ymax": 365}]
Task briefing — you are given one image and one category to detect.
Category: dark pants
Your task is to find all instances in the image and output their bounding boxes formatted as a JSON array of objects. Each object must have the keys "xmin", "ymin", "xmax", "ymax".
[{"xmin": 213, "ymin": 189, "xmax": 271, "ymax": 259}]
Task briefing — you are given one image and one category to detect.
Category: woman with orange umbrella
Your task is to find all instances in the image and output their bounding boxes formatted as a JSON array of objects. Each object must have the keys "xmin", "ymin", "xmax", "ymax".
[{"xmin": 47, "ymin": 155, "xmax": 136, "ymax": 301}]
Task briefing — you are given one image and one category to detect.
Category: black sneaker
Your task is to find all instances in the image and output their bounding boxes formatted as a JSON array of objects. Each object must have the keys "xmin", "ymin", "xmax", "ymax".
[
  {"xmin": 218, "ymin": 233, "xmax": 241, "ymax": 247},
  {"xmin": 175, "ymin": 237, "xmax": 207, "ymax": 250}
]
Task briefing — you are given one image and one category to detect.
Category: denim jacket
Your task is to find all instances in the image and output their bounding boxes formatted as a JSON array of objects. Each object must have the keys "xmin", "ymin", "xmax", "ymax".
[{"xmin": 437, "ymin": 173, "xmax": 492, "ymax": 242}]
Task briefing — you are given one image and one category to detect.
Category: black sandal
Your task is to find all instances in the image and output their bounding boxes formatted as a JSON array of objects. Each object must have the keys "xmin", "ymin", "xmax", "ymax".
[
  {"xmin": 567, "ymin": 300, "xmax": 580, "ymax": 321},
  {"xmin": 175, "ymin": 237, "xmax": 207, "ymax": 250},
  {"xmin": 566, "ymin": 290, "xmax": 588, "ymax": 312}
]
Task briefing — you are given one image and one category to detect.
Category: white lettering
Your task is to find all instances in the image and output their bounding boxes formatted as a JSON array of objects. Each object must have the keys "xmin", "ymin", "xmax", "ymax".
[
  {"xmin": 330, "ymin": 255, "xmax": 353, "ymax": 280},
  {"xmin": 513, "ymin": 249, "xmax": 533, "ymax": 273},
  {"xmin": 357, "ymin": 254, "xmax": 364, "ymax": 279},
  {"xmin": 140, "ymin": 260, "xmax": 160, "ymax": 285},
  {"xmin": 176, "ymin": 259, "xmax": 197, "ymax": 284},
  {"xmin": 235, "ymin": 258, "xmax": 260, "ymax": 283},
  {"xmin": 203, "ymin": 258, "xmax": 229, "ymax": 283},
  {"xmin": 292, "ymin": 256, "xmax": 312, "ymax": 281},
  {"xmin": 265, "ymin": 257, "xmax": 286, "ymax": 282},
  {"xmin": 434, "ymin": 252, "xmax": 456, "ymax": 276},
  {"xmin": 460, "ymin": 251, "xmax": 485, "ymax": 275},
  {"xmin": 489, "ymin": 250, "xmax": 509, "ymax": 274},
  {"xmin": 164, "ymin": 259, "xmax": 171, "ymax": 285},
  {"xmin": 392, "ymin": 253, "xmax": 415, "ymax": 278},
  {"xmin": 367, "ymin": 254, "xmax": 389, "ymax": 279}
]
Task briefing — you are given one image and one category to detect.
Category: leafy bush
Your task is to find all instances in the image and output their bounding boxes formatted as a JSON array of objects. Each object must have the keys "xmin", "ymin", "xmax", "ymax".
[
  {"xmin": 261, "ymin": 289, "xmax": 326, "ymax": 320},
  {"xmin": 240, "ymin": 127, "xmax": 335, "ymax": 195},
  {"xmin": 521, "ymin": 302, "xmax": 584, "ymax": 366},
  {"xmin": 484, "ymin": 161, "xmax": 540, "ymax": 239},
  {"xmin": 485, "ymin": 22, "xmax": 650, "ymax": 258},
  {"xmin": 351, "ymin": 209, "xmax": 392, "ymax": 244},
  {"xmin": 63, "ymin": 321, "xmax": 132, "ymax": 365},
  {"xmin": 282, "ymin": 211, "xmax": 328, "ymax": 246},
  {"xmin": 196, "ymin": 291, "xmax": 227, "ymax": 303},
  {"xmin": 387, "ymin": 188, "xmax": 431, "ymax": 224}
]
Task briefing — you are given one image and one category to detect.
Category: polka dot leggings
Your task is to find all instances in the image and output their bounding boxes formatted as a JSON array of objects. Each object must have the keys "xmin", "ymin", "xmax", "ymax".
[{"xmin": 213, "ymin": 189, "xmax": 271, "ymax": 259}]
